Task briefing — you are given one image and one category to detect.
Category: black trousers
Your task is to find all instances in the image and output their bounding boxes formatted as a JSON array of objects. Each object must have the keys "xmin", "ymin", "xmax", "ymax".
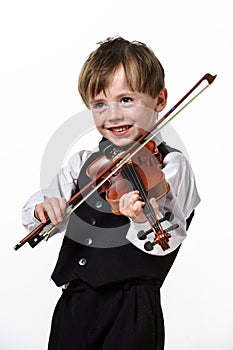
[{"xmin": 48, "ymin": 280, "xmax": 165, "ymax": 350}]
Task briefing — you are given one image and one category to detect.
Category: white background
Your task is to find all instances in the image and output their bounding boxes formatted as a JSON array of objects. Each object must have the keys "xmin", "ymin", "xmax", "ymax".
[{"xmin": 0, "ymin": 0, "xmax": 233, "ymax": 349}]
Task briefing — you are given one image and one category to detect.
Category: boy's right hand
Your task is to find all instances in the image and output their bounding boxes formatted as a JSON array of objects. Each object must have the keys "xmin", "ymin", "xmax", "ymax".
[{"xmin": 34, "ymin": 197, "xmax": 67, "ymax": 225}]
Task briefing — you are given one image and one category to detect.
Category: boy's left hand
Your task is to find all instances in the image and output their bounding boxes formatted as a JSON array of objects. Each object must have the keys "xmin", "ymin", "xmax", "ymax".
[{"xmin": 119, "ymin": 190, "xmax": 158, "ymax": 222}]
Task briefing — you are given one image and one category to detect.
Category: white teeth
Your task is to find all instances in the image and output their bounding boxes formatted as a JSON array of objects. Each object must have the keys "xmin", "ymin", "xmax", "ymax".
[{"xmin": 112, "ymin": 126, "xmax": 128, "ymax": 132}]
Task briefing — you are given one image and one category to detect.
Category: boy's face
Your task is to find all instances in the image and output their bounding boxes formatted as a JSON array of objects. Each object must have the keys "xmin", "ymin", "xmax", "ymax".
[{"xmin": 89, "ymin": 67, "xmax": 167, "ymax": 147}]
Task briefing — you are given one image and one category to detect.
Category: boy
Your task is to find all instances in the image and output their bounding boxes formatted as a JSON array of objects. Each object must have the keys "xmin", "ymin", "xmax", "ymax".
[{"xmin": 22, "ymin": 37, "xmax": 200, "ymax": 349}]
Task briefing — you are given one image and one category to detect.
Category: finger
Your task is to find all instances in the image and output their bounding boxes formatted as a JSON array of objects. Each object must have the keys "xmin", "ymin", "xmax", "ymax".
[
  {"xmin": 47, "ymin": 198, "xmax": 66, "ymax": 224},
  {"xmin": 59, "ymin": 197, "xmax": 67, "ymax": 215},
  {"xmin": 35, "ymin": 203, "xmax": 48, "ymax": 224},
  {"xmin": 125, "ymin": 200, "xmax": 144, "ymax": 219},
  {"xmin": 119, "ymin": 191, "xmax": 144, "ymax": 219},
  {"xmin": 132, "ymin": 200, "xmax": 145, "ymax": 216},
  {"xmin": 41, "ymin": 201, "xmax": 58, "ymax": 225},
  {"xmin": 127, "ymin": 192, "xmax": 141, "ymax": 206},
  {"xmin": 149, "ymin": 197, "xmax": 158, "ymax": 214}
]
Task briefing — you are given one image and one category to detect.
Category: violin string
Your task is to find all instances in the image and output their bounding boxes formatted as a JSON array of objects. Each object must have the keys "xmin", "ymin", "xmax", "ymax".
[{"xmin": 121, "ymin": 163, "xmax": 160, "ymax": 232}]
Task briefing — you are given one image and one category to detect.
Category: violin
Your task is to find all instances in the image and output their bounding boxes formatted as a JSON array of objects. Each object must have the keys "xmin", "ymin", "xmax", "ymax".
[
  {"xmin": 86, "ymin": 140, "xmax": 169, "ymax": 215},
  {"xmin": 14, "ymin": 73, "xmax": 217, "ymax": 251},
  {"xmin": 87, "ymin": 140, "xmax": 172, "ymax": 251}
]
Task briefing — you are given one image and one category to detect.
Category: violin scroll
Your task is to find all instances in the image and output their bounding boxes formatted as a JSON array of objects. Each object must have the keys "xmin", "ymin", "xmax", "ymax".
[{"xmin": 137, "ymin": 212, "xmax": 179, "ymax": 251}]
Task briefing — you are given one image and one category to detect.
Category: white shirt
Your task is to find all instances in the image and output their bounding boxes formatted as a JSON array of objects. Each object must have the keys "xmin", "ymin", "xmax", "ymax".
[{"xmin": 22, "ymin": 142, "xmax": 200, "ymax": 256}]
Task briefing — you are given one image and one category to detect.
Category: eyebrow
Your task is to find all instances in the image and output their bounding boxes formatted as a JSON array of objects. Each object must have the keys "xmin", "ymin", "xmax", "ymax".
[{"xmin": 89, "ymin": 91, "xmax": 139, "ymax": 104}]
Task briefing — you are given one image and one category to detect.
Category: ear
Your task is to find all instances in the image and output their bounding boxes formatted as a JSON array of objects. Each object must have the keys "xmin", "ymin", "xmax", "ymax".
[{"xmin": 154, "ymin": 88, "xmax": 168, "ymax": 112}]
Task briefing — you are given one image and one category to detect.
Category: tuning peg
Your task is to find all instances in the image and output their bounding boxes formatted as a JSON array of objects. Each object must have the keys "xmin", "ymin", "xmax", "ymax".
[
  {"xmin": 164, "ymin": 223, "xmax": 179, "ymax": 232},
  {"xmin": 137, "ymin": 213, "xmax": 177, "ymax": 241},
  {"xmin": 144, "ymin": 241, "xmax": 154, "ymax": 251},
  {"xmin": 137, "ymin": 228, "xmax": 153, "ymax": 240},
  {"xmin": 159, "ymin": 212, "xmax": 174, "ymax": 223},
  {"xmin": 143, "ymin": 223, "xmax": 179, "ymax": 251}
]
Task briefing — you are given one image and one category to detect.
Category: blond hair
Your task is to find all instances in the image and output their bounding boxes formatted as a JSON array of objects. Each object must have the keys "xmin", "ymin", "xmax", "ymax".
[{"xmin": 78, "ymin": 37, "xmax": 165, "ymax": 107}]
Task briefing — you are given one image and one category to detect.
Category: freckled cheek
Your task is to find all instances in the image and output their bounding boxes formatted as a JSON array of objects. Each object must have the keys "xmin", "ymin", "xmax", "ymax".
[
  {"xmin": 139, "ymin": 115, "xmax": 157, "ymax": 131},
  {"xmin": 95, "ymin": 124, "xmax": 108, "ymax": 137},
  {"xmin": 134, "ymin": 119, "xmax": 151, "ymax": 133},
  {"xmin": 93, "ymin": 116, "xmax": 104, "ymax": 130},
  {"xmin": 96, "ymin": 125, "xmax": 103, "ymax": 132}
]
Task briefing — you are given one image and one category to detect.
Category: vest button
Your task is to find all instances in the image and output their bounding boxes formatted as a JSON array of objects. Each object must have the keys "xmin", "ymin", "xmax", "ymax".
[
  {"xmin": 95, "ymin": 201, "xmax": 103, "ymax": 209},
  {"xmin": 84, "ymin": 237, "xmax": 92, "ymax": 246},
  {"xmin": 78, "ymin": 258, "xmax": 87, "ymax": 266},
  {"xmin": 90, "ymin": 218, "xmax": 96, "ymax": 225}
]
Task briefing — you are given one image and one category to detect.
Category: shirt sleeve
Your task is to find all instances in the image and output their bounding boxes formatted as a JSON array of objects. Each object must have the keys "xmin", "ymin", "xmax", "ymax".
[
  {"xmin": 126, "ymin": 151, "xmax": 201, "ymax": 256},
  {"xmin": 22, "ymin": 150, "xmax": 92, "ymax": 234}
]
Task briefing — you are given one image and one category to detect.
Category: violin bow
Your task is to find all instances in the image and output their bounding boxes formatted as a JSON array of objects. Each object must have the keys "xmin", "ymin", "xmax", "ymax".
[{"xmin": 14, "ymin": 73, "xmax": 216, "ymax": 250}]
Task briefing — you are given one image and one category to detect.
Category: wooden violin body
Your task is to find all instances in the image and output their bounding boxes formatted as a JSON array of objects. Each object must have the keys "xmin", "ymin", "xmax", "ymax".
[{"xmin": 86, "ymin": 140, "xmax": 170, "ymax": 215}]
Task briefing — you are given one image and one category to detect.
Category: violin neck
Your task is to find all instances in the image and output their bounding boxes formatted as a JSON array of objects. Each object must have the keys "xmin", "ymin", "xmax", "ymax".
[
  {"xmin": 121, "ymin": 164, "xmax": 161, "ymax": 233},
  {"xmin": 142, "ymin": 201, "xmax": 161, "ymax": 233}
]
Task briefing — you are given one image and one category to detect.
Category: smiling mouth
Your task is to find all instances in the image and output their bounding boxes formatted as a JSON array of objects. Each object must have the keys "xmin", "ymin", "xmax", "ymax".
[{"xmin": 108, "ymin": 125, "xmax": 132, "ymax": 133}]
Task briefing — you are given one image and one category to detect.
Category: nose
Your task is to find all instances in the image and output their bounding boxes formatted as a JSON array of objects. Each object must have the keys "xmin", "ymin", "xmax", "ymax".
[{"xmin": 106, "ymin": 102, "xmax": 124, "ymax": 123}]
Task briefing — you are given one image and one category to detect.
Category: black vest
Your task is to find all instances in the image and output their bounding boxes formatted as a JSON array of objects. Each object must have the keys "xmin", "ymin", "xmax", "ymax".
[{"xmin": 51, "ymin": 141, "xmax": 193, "ymax": 287}]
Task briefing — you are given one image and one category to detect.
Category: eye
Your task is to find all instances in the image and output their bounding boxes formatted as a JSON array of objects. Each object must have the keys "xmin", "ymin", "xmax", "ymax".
[
  {"xmin": 91, "ymin": 102, "xmax": 107, "ymax": 112},
  {"xmin": 120, "ymin": 96, "xmax": 133, "ymax": 105}
]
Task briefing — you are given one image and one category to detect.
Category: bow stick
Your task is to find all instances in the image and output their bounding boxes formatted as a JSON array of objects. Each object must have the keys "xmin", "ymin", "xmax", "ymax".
[{"xmin": 14, "ymin": 73, "xmax": 217, "ymax": 250}]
